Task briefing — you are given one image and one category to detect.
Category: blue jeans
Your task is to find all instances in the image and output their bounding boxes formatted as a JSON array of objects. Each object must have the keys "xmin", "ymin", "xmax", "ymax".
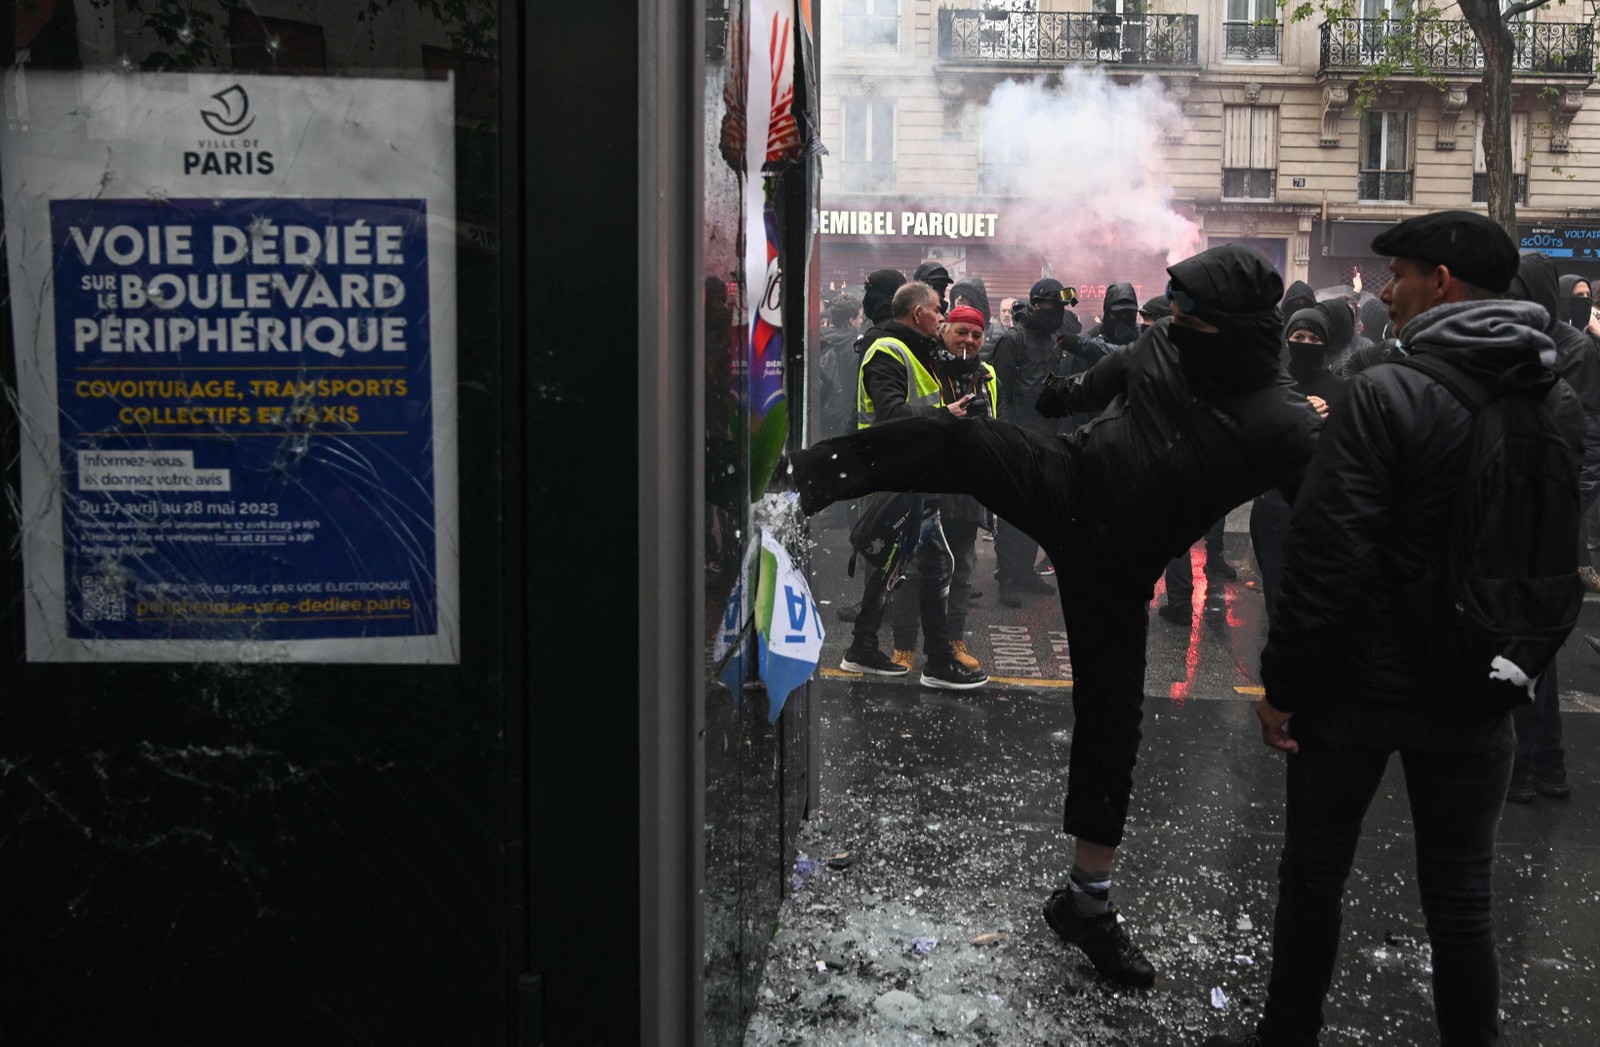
[{"xmin": 1260, "ymin": 700, "xmax": 1513, "ymax": 1047}]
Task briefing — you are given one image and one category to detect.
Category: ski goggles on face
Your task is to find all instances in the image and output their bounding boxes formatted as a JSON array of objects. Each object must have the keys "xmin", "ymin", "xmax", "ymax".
[
  {"xmin": 1165, "ymin": 280, "xmax": 1198, "ymax": 317},
  {"xmin": 1034, "ymin": 286, "xmax": 1080, "ymax": 307}
]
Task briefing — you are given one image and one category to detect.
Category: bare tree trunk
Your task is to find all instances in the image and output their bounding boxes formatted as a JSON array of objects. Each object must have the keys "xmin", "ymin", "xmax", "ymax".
[{"xmin": 1461, "ymin": 0, "xmax": 1518, "ymax": 237}]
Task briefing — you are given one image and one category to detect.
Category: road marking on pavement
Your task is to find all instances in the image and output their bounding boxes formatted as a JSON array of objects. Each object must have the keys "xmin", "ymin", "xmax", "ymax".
[
  {"xmin": 819, "ymin": 667, "xmax": 1073, "ymax": 688},
  {"xmin": 1235, "ymin": 686, "xmax": 1265, "ymax": 695}
]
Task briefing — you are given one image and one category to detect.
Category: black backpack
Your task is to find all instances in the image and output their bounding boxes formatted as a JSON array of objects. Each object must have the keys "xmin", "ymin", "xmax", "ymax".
[
  {"xmin": 1392, "ymin": 353, "xmax": 1582, "ymax": 711},
  {"xmin": 846, "ymin": 491, "xmax": 928, "ymax": 590}
]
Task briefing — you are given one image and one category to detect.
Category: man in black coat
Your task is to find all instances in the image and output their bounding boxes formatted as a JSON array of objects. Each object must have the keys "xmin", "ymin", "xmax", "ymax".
[
  {"xmin": 789, "ymin": 245, "xmax": 1321, "ymax": 987},
  {"xmin": 1503, "ymin": 252, "xmax": 1600, "ymax": 803},
  {"xmin": 1205, "ymin": 212, "xmax": 1583, "ymax": 1047},
  {"xmin": 987, "ymin": 278, "xmax": 1081, "ymax": 606}
]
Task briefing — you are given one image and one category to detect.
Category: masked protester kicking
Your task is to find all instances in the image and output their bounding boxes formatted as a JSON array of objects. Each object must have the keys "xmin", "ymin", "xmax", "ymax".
[{"xmin": 786, "ymin": 245, "xmax": 1322, "ymax": 987}]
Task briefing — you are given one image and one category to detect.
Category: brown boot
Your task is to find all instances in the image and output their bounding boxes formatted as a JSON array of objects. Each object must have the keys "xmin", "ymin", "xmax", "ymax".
[
  {"xmin": 950, "ymin": 640, "xmax": 981, "ymax": 672},
  {"xmin": 891, "ymin": 649, "xmax": 916, "ymax": 672}
]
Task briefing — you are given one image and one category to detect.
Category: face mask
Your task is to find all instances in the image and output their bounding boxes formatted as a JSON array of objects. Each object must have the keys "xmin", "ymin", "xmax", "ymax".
[
  {"xmin": 946, "ymin": 355, "xmax": 983, "ymax": 376},
  {"xmin": 1287, "ymin": 342, "xmax": 1327, "ymax": 381},
  {"xmin": 1022, "ymin": 304, "xmax": 1063, "ymax": 332},
  {"xmin": 1102, "ymin": 313, "xmax": 1139, "ymax": 346},
  {"xmin": 1170, "ymin": 324, "xmax": 1230, "ymax": 382},
  {"xmin": 1571, "ymin": 296, "xmax": 1593, "ymax": 326}
]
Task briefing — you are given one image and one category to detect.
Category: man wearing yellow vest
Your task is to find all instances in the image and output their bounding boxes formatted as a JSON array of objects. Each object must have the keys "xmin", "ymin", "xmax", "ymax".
[{"xmin": 838, "ymin": 281, "xmax": 989, "ymax": 689}]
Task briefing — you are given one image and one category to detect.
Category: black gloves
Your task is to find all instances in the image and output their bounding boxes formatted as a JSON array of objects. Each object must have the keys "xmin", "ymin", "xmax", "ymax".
[{"xmin": 1034, "ymin": 373, "xmax": 1071, "ymax": 418}]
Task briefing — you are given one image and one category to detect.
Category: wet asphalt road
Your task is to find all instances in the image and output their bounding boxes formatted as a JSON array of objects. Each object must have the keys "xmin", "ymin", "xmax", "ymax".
[{"xmin": 743, "ymin": 509, "xmax": 1600, "ymax": 1046}]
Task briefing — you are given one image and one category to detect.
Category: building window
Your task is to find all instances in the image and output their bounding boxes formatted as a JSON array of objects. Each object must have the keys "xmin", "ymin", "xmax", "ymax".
[
  {"xmin": 841, "ymin": 0, "xmax": 898, "ymax": 52},
  {"xmin": 1223, "ymin": 0, "xmax": 1281, "ymax": 59},
  {"xmin": 978, "ymin": 116, "xmax": 1031, "ymax": 196},
  {"xmin": 1472, "ymin": 111, "xmax": 1529, "ymax": 204},
  {"xmin": 841, "ymin": 97, "xmax": 895, "ymax": 193},
  {"xmin": 227, "ymin": 14, "xmax": 326, "ymax": 74},
  {"xmin": 1222, "ymin": 106, "xmax": 1277, "ymax": 200},
  {"xmin": 1358, "ymin": 111, "xmax": 1412, "ymax": 202}
]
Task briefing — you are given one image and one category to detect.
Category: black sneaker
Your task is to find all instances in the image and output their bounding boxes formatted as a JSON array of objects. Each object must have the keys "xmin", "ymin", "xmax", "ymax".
[
  {"xmin": 1042, "ymin": 890, "xmax": 1156, "ymax": 987},
  {"xmin": 920, "ymin": 655, "xmax": 988, "ymax": 690},
  {"xmin": 1010, "ymin": 572, "xmax": 1055, "ymax": 595},
  {"xmin": 1506, "ymin": 779, "xmax": 1537, "ymax": 804},
  {"xmin": 1201, "ymin": 1033, "xmax": 1267, "ymax": 1047},
  {"xmin": 1036, "ymin": 560, "xmax": 1056, "ymax": 576},
  {"xmin": 840, "ymin": 646, "xmax": 909, "ymax": 676},
  {"xmin": 1207, "ymin": 559, "xmax": 1239, "ymax": 581},
  {"xmin": 1157, "ymin": 602, "xmax": 1190, "ymax": 624},
  {"xmin": 1535, "ymin": 776, "xmax": 1572, "ymax": 800}
]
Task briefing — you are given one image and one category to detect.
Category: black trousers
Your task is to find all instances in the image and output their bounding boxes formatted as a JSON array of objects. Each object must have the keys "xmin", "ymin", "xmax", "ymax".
[
  {"xmin": 1248, "ymin": 490, "xmax": 1293, "ymax": 623},
  {"xmin": 795, "ymin": 413, "xmax": 1150, "ymax": 845},
  {"xmin": 1259, "ymin": 700, "xmax": 1513, "ymax": 1047},
  {"xmin": 1163, "ymin": 514, "xmax": 1228, "ymax": 606}
]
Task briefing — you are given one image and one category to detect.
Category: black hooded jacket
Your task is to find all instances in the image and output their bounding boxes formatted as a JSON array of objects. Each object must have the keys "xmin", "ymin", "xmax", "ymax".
[
  {"xmin": 991, "ymin": 305, "xmax": 1074, "ymax": 434},
  {"xmin": 1511, "ymin": 253, "xmax": 1600, "ymax": 495},
  {"xmin": 861, "ymin": 269, "xmax": 906, "ymax": 326},
  {"xmin": 1283, "ymin": 308, "xmax": 1349, "ymax": 407},
  {"xmin": 1560, "ymin": 274, "xmax": 1597, "ymax": 332},
  {"xmin": 1032, "ymin": 249, "xmax": 1322, "ymax": 590},
  {"xmin": 1261, "ymin": 299, "xmax": 1582, "ymax": 712},
  {"xmin": 1282, "ymin": 280, "xmax": 1317, "ymax": 319}
]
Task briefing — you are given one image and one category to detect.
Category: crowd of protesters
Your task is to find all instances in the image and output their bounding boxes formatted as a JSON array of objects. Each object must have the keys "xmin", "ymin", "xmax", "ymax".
[{"xmin": 797, "ymin": 213, "xmax": 1599, "ymax": 1046}]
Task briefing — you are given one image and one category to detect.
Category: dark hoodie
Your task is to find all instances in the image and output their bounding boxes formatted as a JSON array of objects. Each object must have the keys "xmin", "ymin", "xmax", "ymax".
[
  {"xmin": 1283, "ymin": 308, "xmax": 1346, "ymax": 406},
  {"xmin": 1262, "ymin": 298, "xmax": 1580, "ymax": 712},
  {"xmin": 913, "ymin": 262, "xmax": 953, "ymax": 310},
  {"xmin": 861, "ymin": 269, "xmax": 906, "ymax": 326},
  {"xmin": 1318, "ymin": 298, "xmax": 1361, "ymax": 375},
  {"xmin": 1358, "ymin": 295, "xmax": 1391, "ymax": 343},
  {"xmin": 1511, "ymin": 253, "xmax": 1600, "ymax": 495},
  {"xmin": 1035, "ymin": 245, "xmax": 1321, "ymax": 589},
  {"xmin": 1282, "ymin": 280, "xmax": 1318, "ymax": 319},
  {"xmin": 1560, "ymin": 274, "xmax": 1596, "ymax": 330}
]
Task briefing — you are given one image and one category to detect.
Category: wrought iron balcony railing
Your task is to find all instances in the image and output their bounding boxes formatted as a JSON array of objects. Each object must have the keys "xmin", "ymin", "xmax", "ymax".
[
  {"xmin": 1358, "ymin": 170, "xmax": 1413, "ymax": 202},
  {"xmin": 1320, "ymin": 18, "xmax": 1595, "ymax": 76},
  {"xmin": 840, "ymin": 160, "xmax": 897, "ymax": 194},
  {"xmin": 1472, "ymin": 171, "xmax": 1529, "ymax": 203},
  {"xmin": 1223, "ymin": 21, "xmax": 1282, "ymax": 60},
  {"xmin": 938, "ymin": 8, "xmax": 1200, "ymax": 68},
  {"xmin": 1222, "ymin": 168, "xmax": 1277, "ymax": 199}
]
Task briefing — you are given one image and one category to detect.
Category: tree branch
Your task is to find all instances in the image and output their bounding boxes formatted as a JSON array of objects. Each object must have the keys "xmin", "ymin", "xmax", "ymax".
[{"xmin": 1500, "ymin": 0, "xmax": 1554, "ymax": 21}]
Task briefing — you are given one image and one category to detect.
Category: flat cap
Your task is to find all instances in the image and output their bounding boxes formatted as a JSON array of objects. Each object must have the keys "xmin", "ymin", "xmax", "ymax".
[{"xmin": 1370, "ymin": 210, "xmax": 1520, "ymax": 293}]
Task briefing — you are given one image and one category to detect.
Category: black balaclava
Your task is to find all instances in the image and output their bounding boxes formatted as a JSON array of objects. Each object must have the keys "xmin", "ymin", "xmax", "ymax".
[
  {"xmin": 1165, "ymin": 245, "xmax": 1285, "ymax": 392},
  {"xmin": 1100, "ymin": 282, "xmax": 1140, "ymax": 345},
  {"xmin": 1283, "ymin": 307, "xmax": 1332, "ymax": 385},
  {"xmin": 1560, "ymin": 274, "xmax": 1593, "ymax": 328},
  {"xmin": 861, "ymin": 269, "xmax": 907, "ymax": 325},
  {"xmin": 1282, "ymin": 280, "xmax": 1317, "ymax": 319},
  {"xmin": 913, "ymin": 262, "xmax": 953, "ymax": 311},
  {"xmin": 1022, "ymin": 298, "xmax": 1064, "ymax": 334}
]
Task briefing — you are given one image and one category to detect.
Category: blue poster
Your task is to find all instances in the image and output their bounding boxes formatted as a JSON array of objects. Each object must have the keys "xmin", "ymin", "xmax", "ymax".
[{"xmin": 49, "ymin": 196, "xmax": 438, "ymax": 642}]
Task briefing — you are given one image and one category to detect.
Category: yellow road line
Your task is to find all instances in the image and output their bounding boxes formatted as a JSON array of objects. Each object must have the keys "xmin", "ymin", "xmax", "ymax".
[
  {"xmin": 1235, "ymin": 686, "xmax": 1265, "ymax": 695},
  {"xmin": 818, "ymin": 667, "xmax": 1073, "ymax": 688}
]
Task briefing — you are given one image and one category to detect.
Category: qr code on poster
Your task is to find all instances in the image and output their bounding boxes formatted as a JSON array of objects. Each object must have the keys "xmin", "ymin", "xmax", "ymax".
[{"xmin": 81, "ymin": 574, "xmax": 127, "ymax": 622}]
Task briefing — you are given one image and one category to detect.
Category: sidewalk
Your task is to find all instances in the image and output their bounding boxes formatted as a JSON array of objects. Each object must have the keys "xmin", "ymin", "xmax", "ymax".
[{"xmin": 743, "ymin": 518, "xmax": 1600, "ymax": 1045}]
